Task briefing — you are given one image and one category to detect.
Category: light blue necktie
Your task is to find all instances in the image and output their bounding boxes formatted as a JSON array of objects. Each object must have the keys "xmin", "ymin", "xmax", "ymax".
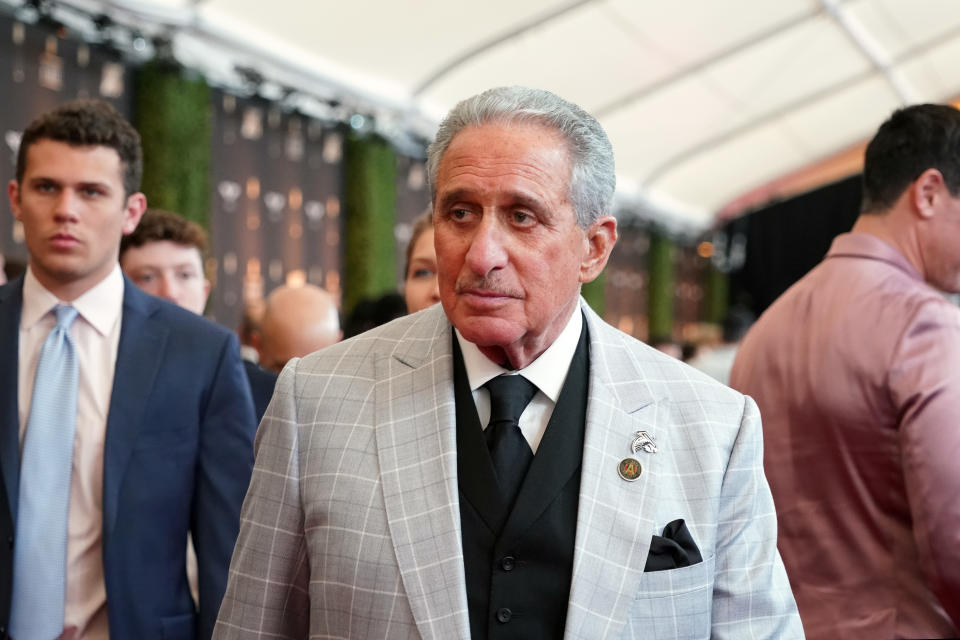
[{"xmin": 11, "ymin": 305, "xmax": 79, "ymax": 639}]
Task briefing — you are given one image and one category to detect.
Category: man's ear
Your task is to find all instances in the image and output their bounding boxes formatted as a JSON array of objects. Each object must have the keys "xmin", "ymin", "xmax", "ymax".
[
  {"xmin": 8, "ymin": 180, "xmax": 21, "ymax": 221},
  {"xmin": 912, "ymin": 168, "xmax": 945, "ymax": 220},
  {"xmin": 121, "ymin": 192, "xmax": 147, "ymax": 234},
  {"xmin": 579, "ymin": 215, "xmax": 618, "ymax": 284}
]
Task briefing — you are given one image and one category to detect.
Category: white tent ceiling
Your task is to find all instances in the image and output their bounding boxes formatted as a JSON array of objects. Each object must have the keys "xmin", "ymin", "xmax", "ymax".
[{"xmin": 10, "ymin": 0, "xmax": 960, "ymax": 232}]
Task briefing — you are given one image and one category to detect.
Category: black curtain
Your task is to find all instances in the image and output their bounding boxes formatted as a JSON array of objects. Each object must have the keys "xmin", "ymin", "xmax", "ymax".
[{"xmin": 725, "ymin": 174, "xmax": 862, "ymax": 316}]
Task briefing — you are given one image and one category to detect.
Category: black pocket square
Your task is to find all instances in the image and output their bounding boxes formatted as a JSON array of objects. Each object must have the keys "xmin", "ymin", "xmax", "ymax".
[{"xmin": 644, "ymin": 518, "xmax": 703, "ymax": 572}]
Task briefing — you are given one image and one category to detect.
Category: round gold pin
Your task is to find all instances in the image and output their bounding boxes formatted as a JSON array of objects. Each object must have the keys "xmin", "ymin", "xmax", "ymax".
[{"xmin": 617, "ymin": 457, "xmax": 642, "ymax": 481}]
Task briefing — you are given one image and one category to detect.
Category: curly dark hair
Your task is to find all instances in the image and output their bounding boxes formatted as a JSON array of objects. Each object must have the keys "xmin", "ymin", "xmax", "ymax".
[
  {"xmin": 16, "ymin": 98, "xmax": 143, "ymax": 196},
  {"xmin": 120, "ymin": 208, "xmax": 208, "ymax": 261}
]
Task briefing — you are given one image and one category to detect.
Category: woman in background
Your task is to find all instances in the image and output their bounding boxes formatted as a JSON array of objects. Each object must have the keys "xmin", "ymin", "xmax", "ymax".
[{"xmin": 403, "ymin": 211, "xmax": 439, "ymax": 313}]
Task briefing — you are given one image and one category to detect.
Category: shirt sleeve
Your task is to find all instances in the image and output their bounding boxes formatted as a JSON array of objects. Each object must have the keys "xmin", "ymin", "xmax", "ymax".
[
  {"xmin": 213, "ymin": 359, "xmax": 310, "ymax": 639},
  {"xmin": 890, "ymin": 299, "xmax": 960, "ymax": 628}
]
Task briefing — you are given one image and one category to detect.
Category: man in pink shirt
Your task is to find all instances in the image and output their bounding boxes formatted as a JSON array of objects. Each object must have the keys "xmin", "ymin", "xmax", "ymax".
[{"xmin": 731, "ymin": 103, "xmax": 960, "ymax": 639}]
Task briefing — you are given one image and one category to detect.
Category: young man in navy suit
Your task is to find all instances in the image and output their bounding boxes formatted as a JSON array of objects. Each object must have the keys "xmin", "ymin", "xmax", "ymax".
[{"xmin": 0, "ymin": 99, "xmax": 256, "ymax": 638}]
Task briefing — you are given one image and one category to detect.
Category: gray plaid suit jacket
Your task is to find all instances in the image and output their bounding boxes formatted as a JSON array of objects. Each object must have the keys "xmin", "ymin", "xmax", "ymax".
[{"xmin": 214, "ymin": 301, "xmax": 803, "ymax": 639}]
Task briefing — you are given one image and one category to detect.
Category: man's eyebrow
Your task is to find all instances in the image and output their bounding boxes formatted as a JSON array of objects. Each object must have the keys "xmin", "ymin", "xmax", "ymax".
[
  {"xmin": 436, "ymin": 189, "xmax": 548, "ymax": 214},
  {"xmin": 509, "ymin": 193, "xmax": 548, "ymax": 213},
  {"xmin": 28, "ymin": 176, "xmax": 111, "ymax": 190},
  {"xmin": 436, "ymin": 189, "xmax": 471, "ymax": 212}
]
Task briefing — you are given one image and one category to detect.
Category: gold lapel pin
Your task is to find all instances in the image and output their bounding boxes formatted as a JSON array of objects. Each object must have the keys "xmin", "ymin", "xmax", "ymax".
[{"xmin": 617, "ymin": 457, "xmax": 642, "ymax": 481}]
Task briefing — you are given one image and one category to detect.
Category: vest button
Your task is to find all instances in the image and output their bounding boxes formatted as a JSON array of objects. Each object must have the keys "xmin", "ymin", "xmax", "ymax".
[
  {"xmin": 496, "ymin": 607, "xmax": 512, "ymax": 623},
  {"xmin": 500, "ymin": 555, "xmax": 515, "ymax": 571}
]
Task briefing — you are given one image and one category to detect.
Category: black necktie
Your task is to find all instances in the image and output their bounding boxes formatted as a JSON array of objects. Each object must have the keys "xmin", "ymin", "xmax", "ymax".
[{"xmin": 484, "ymin": 374, "xmax": 538, "ymax": 508}]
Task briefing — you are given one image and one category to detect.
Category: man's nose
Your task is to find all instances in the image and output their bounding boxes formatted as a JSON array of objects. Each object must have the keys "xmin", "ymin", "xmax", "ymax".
[
  {"xmin": 52, "ymin": 190, "xmax": 81, "ymax": 222},
  {"xmin": 464, "ymin": 215, "xmax": 508, "ymax": 276},
  {"xmin": 157, "ymin": 273, "xmax": 179, "ymax": 302}
]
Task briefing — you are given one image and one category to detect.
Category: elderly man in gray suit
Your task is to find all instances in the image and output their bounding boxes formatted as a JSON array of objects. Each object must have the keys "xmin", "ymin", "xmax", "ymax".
[{"xmin": 214, "ymin": 86, "xmax": 802, "ymax": 639}]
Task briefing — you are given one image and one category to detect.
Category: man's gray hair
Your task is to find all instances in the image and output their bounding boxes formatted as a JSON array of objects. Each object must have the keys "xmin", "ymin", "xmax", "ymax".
[{"xmin": 426, "ymin": 86, "xmax": 616, "ymax": 227}]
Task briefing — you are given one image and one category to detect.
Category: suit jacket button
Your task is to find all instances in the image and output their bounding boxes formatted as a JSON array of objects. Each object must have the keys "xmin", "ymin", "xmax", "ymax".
[
  {"xmin": 496, "ymin": 608, "xmax": 512, "ymax": 623},
  {"xmin": 6, "ymin": 536, "xmax": 11, "ymax": 549},
  {"xmin": 500, "ymin": 556, "xmax": 515, "ymax": 571}
]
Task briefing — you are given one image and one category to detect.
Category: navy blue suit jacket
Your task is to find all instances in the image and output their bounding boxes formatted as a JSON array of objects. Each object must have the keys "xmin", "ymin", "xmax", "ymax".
[
  {"xmin": 242, "ymin": 360, "xmax": 277, "ymax": 424},
  {"xmin": 0, "ymin": 276, "xmax": 257, "ymax": 639}
]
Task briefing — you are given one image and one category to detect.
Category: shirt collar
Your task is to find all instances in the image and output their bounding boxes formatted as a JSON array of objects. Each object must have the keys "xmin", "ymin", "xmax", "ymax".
[
  {"xmin": 827, "ymin": 232, "xmax": 923, "ymax": 282},
  {"xmin": 455, "ymin": 303, "xmax": 583, "ymax": 403},
  {"xmin": 22, "ymin": 264, "xmax": 125, "ymax": 336}
]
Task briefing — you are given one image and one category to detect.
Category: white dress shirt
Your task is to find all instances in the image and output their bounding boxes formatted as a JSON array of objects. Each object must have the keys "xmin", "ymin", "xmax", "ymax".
[
  {"xmin": 18, "ymin": 265, "xmax": 123, "ymax": 639},
  {"xmin": 456, "ymin": 306, "xmax": 582, "ymax": 454}
]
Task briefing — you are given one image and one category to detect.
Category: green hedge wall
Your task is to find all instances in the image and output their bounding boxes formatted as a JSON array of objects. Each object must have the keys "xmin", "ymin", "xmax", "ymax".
[
  {"xmin": 134, "ymin": 62, "xmax": 211, "ymax": 228},
  {"xmin": 705, "ymin": 262, "xmax": 728, "ymax": 325},
  {"xmin": 342, "ymin": 132, "xmax": 397, "ymax": 314},
  {"xmin": 647, "ymin": 231, "xmax": 675, "ymax": 339}
]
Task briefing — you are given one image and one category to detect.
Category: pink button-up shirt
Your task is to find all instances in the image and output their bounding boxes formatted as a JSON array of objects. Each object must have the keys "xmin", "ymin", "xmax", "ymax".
[{"xmin": 731, "ymin": 232, "xmax": 960, "ymax": 639}]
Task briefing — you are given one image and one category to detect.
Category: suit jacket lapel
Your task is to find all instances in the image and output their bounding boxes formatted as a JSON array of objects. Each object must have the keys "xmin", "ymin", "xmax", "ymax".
[
  {"xmin": 565, "ymin": 304, "xmax": 664, "ymax": 639},
  {"xmin": 102, "ymin": 279, "xmax": 167, "ymax": 537},
  {"xmin": 0, "ymin": 281, "xmax": 23, "ymax": 519},
  {"xmin": 374, "ymin": 309, "xmax": 470, "ymax": 639}
]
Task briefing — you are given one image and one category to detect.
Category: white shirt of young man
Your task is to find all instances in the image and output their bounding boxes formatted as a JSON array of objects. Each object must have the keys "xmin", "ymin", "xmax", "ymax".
[
  {"xmin": 456, "ymin": 306, "xmax": 582, "ymax": 453},
  {"xmin": 18, "ymin": 264, "xmax": 123, "ymax": 639}
]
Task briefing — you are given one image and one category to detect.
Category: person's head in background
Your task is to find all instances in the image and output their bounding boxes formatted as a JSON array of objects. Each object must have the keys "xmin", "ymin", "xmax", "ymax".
[
  {"xmin": 343, "ymin": 292, "xmax": 408, "ymax": 338},
  {"xmin": 119, "ymin": 208, "xmax": 210, "ymax": 314},
  {"xmin": 649, "ymin": 335, "xmax": 682, "ymax": 360},
  {"xmin": 258, "ymin": 283, "xmax": 342, "ymax": 372},
  {"xmin": 12, "ymin": 98, "xmax": 146, "ymax": 301},
  {"xmin": 403, "ymin": 210, "xmax": 439, "ymax": 313},
  {"xmin": 237, "ymin": 298, "xmax": 265, "ymax": 362},
  {"xmin": 859, "ymin": 103, "xmax": 960, "ymax": 293}
]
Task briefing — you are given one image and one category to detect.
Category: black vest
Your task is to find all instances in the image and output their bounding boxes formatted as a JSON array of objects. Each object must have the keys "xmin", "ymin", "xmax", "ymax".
[{"xmin": 455, "ymin": 322, "xmax": 589, "ymax": 639}]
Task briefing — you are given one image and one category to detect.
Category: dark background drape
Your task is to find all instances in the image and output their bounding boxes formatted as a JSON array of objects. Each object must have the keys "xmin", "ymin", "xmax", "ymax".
[
  {"xmin": 208, "ymin": 91, "xmax": 345, "ymax": 328},
  {"xmin": 724, "ymin": 174, "xmax": 862, "ymax": 316}
]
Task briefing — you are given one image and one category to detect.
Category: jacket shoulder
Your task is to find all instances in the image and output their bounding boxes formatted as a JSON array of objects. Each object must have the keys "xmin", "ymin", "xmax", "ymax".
[
  {"xmin": 297, "ymin": 305, "xmax": 449, "ymax": 373},
  {"xmin": 584, "ymin": 304, "xmax": 743, "ymax": 401}
]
